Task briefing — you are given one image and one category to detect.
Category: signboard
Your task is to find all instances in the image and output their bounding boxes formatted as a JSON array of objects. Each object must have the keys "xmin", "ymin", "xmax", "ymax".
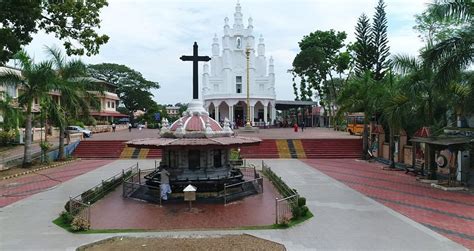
[
  {"xmin": 154, "ymin": 112, "xmax": 161, "ymax": 121},
  {"xmin": 183, "ymin": 184, "xmax": 196, "ymax": 201}
]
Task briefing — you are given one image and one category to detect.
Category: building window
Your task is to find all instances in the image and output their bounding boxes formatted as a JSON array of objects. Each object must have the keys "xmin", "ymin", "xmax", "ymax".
[
  {"xmin": 112, "ymin": 102, "xmax": 115, "ymax": 108},
  {"xmin": 188, "ymin": 150, "xmax": 200, "ymax": 169},
  {"xmin": 107, "ymin": 102, "xmax": 110, "ymax": 108},
  {"xmin": 236, "ymin": 76, "xmax": 242, "ymax": 93}
]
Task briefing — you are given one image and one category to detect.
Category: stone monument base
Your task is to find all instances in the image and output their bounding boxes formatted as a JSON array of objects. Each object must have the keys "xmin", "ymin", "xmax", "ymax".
[{"xmin": 237, "ymin": 126, "xmax": 259, "ymax": 133}]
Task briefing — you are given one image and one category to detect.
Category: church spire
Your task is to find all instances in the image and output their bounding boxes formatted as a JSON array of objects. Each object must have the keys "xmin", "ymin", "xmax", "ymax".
[{"xmin": 233, "ymin": 1, "xmax": 243, "ymax": 29}]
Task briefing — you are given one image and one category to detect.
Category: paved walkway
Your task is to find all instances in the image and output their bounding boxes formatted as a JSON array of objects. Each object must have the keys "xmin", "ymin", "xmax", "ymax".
[
  {"xmin": 304, "ymin": 159, "xmax": 474, "ymax": 249},
  {"xmin": 0, "ymin": 159, "xmax": 466, "ymax": 250}
]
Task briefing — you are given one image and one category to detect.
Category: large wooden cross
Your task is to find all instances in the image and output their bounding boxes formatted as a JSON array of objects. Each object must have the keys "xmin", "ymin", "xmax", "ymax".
[{"xmin": 180, "ymin": 42, "xmax": 211, "ymax": 99}]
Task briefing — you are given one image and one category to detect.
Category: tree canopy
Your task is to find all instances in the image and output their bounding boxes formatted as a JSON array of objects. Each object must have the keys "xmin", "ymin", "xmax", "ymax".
[
  {"xmin": 87, "ymin": 63, "xmax": 160, "ymax": 117},
  {"xmin": 0, "ymin": 0, "xmax": 109, "ymax": 64}
]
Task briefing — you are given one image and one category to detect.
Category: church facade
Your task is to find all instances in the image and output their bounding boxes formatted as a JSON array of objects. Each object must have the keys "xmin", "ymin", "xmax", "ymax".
[{"xmin": 202, "ymin": 2, "xmax": 276, "ymax": 127}]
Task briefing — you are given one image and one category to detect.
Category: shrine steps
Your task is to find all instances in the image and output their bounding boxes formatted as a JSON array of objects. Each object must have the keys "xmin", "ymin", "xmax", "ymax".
[
  {"xmin": 73, "ymin": 138, "xmax": 362, "ymax": 159},
  {"xmin": 73, "ymin": 140, "xmax": 162, "ymax": 159}
]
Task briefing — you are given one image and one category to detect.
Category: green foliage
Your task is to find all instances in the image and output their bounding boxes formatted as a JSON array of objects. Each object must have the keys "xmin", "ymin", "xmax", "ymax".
[
  {"xmin": 0, "ymin": 131, "xmax": 16, "ymax": 146},
  {"xmin": 422, "ymin": 0, "xmax": 473, "ymax": 83},
  {"xmin": 59, "ymin": 211, "xmax": 74, "ymax": 225},
  {"xmin": 0, "ymin": 0, "xmax": 109, "ymax": 64},
  {"xmin": 353, "ymin": 13, "xmax": 376, "ymax": 76},
  {"xmin": 371, "ymin": 0, "xmax": 390, "ymax": 81},
  {"xmin": 291, "ymin": 29, "xmax": 350, "ymax": 124},
  {"xmin": 87, "ymin": 63, "xmax": 159, "ymax": 120},
  {"xmin": 298, "ymin": 197, "xmax": 306, "ymax": 207}
]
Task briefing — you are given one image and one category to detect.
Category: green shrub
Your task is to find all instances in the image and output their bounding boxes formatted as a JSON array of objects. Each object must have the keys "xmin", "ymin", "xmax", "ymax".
[
  {"xmin": 291, "ymin": 206, "xmax": 301, "ymax": 219},
  {"xmin": 0, "ymin": 130, "xmax": 16, "ymax": 146},
  {"xmin": 298, "ymin": 197, "xmax": 306, "ymax": 207},
  {"xmin": 59, "ymin": 211, "xmax": 74, "ymax": 224},
  {"xmin": 300, "ymin": 205, "xmax": 309, "ymax": 217},
  {"xmin": 71, "ymin": 216, "xmax": 90, "ymax": 231}
]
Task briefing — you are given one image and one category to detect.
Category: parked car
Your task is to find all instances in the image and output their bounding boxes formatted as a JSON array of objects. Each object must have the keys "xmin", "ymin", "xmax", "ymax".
[{"xmin": 65, "ymin": 126, "xmax": 92, "ymax": 138}]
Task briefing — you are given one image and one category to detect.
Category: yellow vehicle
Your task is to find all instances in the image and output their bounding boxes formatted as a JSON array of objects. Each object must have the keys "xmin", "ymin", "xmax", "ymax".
[{"xmin": 346, "ymin": 113, "xmax": 365, "ymax": 135}]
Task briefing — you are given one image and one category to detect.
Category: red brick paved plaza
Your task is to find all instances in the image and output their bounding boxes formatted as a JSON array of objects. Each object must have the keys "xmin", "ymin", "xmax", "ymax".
[
  {"xmin": 0, "ymin": 160, "xmax": 112, "ymax": 208},
  {"xmin": 304, "ymin": 159, "xmax": 474, "ymax": 250},
  {"xmin": 90, "ymin": 178, "xmax": 279, "ymax": 230}
]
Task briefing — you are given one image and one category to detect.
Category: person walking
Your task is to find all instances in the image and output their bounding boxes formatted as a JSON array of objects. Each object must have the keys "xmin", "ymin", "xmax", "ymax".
[
  {"xmin": 128, "ymin": 122, "xmax": 132, "ymax": 132},
  {"xmin": 301, "ymin": 121, "xmax": 305, "ymax": 132},
  {"xmin": 112, "ymin": 123, "xmax": 116, "ymax": 132},
  {"xmin": 293, "ymin": 122, "xmax": 298, "ymax": 132}
]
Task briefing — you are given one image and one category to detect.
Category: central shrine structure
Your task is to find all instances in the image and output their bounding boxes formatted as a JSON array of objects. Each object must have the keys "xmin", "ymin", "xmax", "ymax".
[{"xmin": 202, "ymin": 2, "xmax": 276, "ymax": 127}]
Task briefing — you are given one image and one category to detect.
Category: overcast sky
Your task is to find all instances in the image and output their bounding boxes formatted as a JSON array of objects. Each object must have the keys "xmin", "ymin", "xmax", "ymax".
[{"xmin": 23, "ymin": 0, "xmax": 430, "ymax": 105}]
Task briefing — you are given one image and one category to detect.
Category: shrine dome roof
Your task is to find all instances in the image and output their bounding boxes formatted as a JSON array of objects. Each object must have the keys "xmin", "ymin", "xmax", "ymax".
[{"xmin": 159, "ymin": 100, "xmax": 233, "ymax": 138}]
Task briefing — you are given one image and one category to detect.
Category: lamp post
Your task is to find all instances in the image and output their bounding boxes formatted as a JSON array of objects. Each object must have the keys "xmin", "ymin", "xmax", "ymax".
[{"xmin": 245, "ymin": 47, "xmax": 251, "ymax": 128}]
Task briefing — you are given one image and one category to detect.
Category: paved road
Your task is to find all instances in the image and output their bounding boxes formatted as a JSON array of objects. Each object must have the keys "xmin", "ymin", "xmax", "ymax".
[{"xmin": 0, "ymin": 159, "xmax": 466, "ymax": 251}]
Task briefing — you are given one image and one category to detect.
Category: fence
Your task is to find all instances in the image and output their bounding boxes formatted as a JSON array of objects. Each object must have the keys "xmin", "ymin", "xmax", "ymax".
[
  {"xmin": 222, "ymin": 163, "xmax": 263, "ymax": 205},
  {"xmin": 262, "ymin": 161, "xmax": 299, "ymax": 224},
  {"xmin": 68, "ymin": 163, "xmax": 138, "ymax": 225},
  {"xmin": 122, "ymin": 167, "xmax": 161, "ymax": 205}
]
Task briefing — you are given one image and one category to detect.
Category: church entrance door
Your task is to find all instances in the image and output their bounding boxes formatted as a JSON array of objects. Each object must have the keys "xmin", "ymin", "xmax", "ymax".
[{"xmin": 234, "ymin": 107, "xmax": 244, "ymax": 127}]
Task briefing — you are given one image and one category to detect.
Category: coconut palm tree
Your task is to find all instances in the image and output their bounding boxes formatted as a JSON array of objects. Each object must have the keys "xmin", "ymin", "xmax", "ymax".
[
  {"xmin": 0, "ymin": 51, "xmax": 56, "ymax": 167},
  {"xmin": 424, "ymin": 0, "xmax": 473, "ymax": 83},
  {"xmin": 337, "ymin": 71, "xmax": 384, "ymax": 159},
  {"xmin": 45, "ymin": 46, "xmax": 100, "ymax": 160},
  {"xmin": 380, "ymin": 71, "xmax": 411, "ymax": 168}
]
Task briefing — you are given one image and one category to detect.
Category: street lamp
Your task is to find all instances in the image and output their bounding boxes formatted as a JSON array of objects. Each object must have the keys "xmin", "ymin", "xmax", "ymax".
[{"xmin": 245, "ymin": 47, "xmax": 251, "ymax": 129}]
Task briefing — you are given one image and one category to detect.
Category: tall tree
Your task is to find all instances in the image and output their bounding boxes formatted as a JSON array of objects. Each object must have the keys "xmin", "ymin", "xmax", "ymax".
[
  {"xmin": 0, "ymin": 0, "xmax": 109, "ymax": 64},
  {"xmin": 371, "ymin": 0, "xmax": 390, "ymax": 81},
  {"xmin": 88, "ymin": 63, "xmax": 160, "ymax": 120},
  {"xmin": 291, "ymin": 30, "xmax": 349, "ymax": 126},
  {"xmin": 0, "ymin": 51, "xmax": 56, "ymax": 167},
  {"xmin": 46, "ymin": 47, "xmax": 100, "ymax": 160},
  {"xmin": 353, "ymin": 14, "xmax": 376, "ymax": 76},
  {"xmin": 423, "ymin": 0, "xmax": 473, "ymax": 84}
]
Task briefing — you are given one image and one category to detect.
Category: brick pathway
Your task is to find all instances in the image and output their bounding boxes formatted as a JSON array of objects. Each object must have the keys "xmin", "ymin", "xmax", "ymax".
[
  {"xmin": 0, "ymin": 159, "xmax": 112, "ymax": 207},
  {"xmin": 90, "ymin": 178, "xmax": 278, "ymax": 230},
  {"xmin": 304, "ymin": 159, "xmax": 474, "ymax": 250}
]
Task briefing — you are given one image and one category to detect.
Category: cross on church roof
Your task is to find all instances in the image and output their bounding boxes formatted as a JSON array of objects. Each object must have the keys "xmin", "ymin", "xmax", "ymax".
[{"xmin": 180, "ymin": 42, "xmax": 211, "ymax": 99}]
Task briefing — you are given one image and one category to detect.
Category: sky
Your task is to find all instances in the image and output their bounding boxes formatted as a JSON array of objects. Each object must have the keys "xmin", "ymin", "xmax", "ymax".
[{"xmin": 23, "ymin": 0, "xmax": 430, "ymax": 105}]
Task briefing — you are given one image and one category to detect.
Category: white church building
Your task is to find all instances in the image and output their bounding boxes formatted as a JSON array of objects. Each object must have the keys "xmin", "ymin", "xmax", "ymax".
[{"xmin": 202, "ymin": 2, "xmax": 276, "ymax": 127}]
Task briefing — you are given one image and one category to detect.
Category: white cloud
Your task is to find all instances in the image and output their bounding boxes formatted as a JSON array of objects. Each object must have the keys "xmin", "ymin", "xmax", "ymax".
[{"xmin": 22, "ymin": 0, "xmax": 429, "ymax": 104}]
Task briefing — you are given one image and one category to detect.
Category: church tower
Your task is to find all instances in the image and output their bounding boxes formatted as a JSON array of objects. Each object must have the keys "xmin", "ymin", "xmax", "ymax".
[{"xmin": 202, "ymin": 2, "xmax": 276, "ymax": 127}]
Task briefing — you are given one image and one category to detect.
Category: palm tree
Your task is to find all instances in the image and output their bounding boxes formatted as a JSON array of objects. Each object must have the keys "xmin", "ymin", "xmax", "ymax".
[
  {"xmin": 45, "ymin": 46, "xmax": 100, "ymax": 160},
  {"xmin": 0, "ymin": 51, "xmax": 56, "ymax": 167},
  {"xmin": 392, "ymin": 54, "xmax": 439, "ymax": 126},
  {"xmin": 337, "ymin": 71, "xmax": 384, "ymax": 159},
  {"xmin": 380, "ymin": 71, "xmax": 411, "ymax": 168},
  {"xmin": 423, "ymin": 0, "xmax": 473, "ymax": 83}
]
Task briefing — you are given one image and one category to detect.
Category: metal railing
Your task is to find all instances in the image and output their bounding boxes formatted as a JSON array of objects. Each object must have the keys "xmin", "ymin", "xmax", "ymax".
[
  {"xmin": 68, "ymin": 162, "xmax": 138, "ymax": 225},
  {"xmin": 223, "ymin": 177, "xmax": 263, "ymax": 205},
  {"xmin": 262, "ymin": 161, "xmax": 300, "ymax": 224},
  {"xmin": 122, "ymin": 167, "xmax": 161, "ymax": 206}
]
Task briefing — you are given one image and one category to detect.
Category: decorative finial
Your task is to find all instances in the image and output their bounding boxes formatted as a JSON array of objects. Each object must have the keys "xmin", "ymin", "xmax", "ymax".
[
  {"xmin": 223, "ymin": 117, "xmax": 233, "ymax": 134},
  {"xmin": 248, "ymin": 17, "xmax": 253, "ymax": 27},
  {"xmin": 224, "ymin": 17, "xmax": 229, "ymax": 26},
  {"xmin": 259, "ymin": 34, "xmax": 264, "ymax": 43},
  {"xmin": 205, "ymin": 118, "xmax": 214, "ymax": 137}
]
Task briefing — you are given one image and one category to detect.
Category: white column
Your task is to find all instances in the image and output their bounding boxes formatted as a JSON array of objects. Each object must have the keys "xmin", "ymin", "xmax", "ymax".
[
  {"xmin": 250, "ymin": 106, "xmax": 255, "ymax": 125},
  {"xmin": 271, "ymin": 104, "xmax": 276, "ymax": 125},
  {"xmin": 263, "ymin": 105, "xmax": 268, "ymax": 124},
  {"xmin": 215, "ymin": 105, "xmax": 220, "ymax": 122},
  {"xmin": 229, "ymin": 105, "xmax": 234, "ymax": 124}
]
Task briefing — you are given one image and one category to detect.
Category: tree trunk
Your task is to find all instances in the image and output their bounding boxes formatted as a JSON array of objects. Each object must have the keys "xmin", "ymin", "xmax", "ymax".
[
  {"xmin": 23, "ymin": 105, "xmax": 33, "ymax": 168},
  {"xmin": 58, "ymin": 125, "xmax": 65, "ymax": 160},
  {"xmin": 362, "ymin": 117, "xmax": 369, "ymax": 160},
  {"xmin": 389, "ymin": 126, "xmax": 395, "ymax": 168}
]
